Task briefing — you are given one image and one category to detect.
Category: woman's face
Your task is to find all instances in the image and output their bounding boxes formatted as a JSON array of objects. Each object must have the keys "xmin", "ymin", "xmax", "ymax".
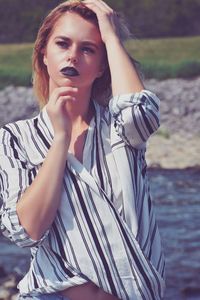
[{"xmin": 43, "ymin": 12, "xmax": 106, "ymax": 93}]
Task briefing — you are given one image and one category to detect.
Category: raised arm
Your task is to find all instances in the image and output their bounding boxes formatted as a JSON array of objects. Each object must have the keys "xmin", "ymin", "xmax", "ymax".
[
  {"xmin": 83, "ymin": 0, "xmax": 160, "ymax": 148},
  {"xmin": 83, "ymin": 0, "xmax": 144, "ymax": 95},
  {"xmin": 104, "ymin": 36, "xmax": 145, "ymax": 95}
]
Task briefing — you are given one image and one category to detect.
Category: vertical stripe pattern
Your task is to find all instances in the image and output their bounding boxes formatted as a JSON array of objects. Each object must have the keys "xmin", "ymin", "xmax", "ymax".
[{"xmin": 0, "ymin": 90, "xmax": 165, "ymax": 299}]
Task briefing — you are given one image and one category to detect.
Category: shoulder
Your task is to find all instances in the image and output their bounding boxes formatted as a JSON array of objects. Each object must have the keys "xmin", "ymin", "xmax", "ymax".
[
  {"xmin": 0, "ymin": 108, "xmax": 52, "ymax": 166},
  {"xmin": 0, "ymin": 112, "xmax": 41, "ymax": 148}
]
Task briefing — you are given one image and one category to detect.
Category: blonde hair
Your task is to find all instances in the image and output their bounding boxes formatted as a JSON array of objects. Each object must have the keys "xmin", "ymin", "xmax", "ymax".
[{"xmin": 32, "ymin": 0, "xmax": 134, "ymax": 108}]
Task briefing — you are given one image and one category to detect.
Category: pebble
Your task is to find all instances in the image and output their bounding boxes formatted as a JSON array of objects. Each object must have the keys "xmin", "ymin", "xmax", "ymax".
[{"xmin": 145, "ymin": 77, "xmax": 200, "ymax": 137}]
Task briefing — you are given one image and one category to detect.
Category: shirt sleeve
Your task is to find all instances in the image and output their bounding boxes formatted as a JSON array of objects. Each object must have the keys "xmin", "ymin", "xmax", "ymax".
[
  {"xmin": 109, "ymin": 90, "xmax": 160, "ymax": 148},
  {"xmin": 0, "ymin": 126, "xmax": 49, "ymax": 248}
]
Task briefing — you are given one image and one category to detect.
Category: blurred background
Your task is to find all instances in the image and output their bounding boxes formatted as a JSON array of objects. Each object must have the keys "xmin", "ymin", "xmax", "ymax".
[{"xmin": 0, "ymin": 0, "xmax": 200, "ymax": 299}]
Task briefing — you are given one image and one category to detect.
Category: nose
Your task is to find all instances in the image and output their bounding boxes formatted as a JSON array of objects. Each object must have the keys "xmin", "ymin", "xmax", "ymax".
[
  {"xmin": 67, "ymin": 55, "xmax": 78, "ymax": 64},
  {"xmin": 67, "ymin": 46, "xmax": 78, "ymax": 64}
]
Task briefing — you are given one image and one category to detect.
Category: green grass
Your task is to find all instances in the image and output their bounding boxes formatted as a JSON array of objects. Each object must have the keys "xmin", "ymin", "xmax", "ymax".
[
  {"xmin": 0, "ymin": 36, "xmax": 200, "ymax": 88},
  {"xmin": 0, "ymin": 43, "xmax": 33, "ymax": 89},
  {"xmin": 126, "ymin": 35, "xmax": 200, "ymax": 79}
]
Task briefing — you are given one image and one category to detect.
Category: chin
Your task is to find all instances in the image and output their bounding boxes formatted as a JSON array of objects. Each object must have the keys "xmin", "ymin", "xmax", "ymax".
[{"xmin": 62, "ymin": 78, "xmax": 79, "ymax": 87}]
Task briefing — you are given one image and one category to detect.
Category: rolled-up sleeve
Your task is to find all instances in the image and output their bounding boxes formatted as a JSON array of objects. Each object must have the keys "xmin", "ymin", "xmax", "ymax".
[
  {"xmin": 0, "ymin": 127, "xmax": 49, "ymax": 248},
  {"xmin": 109, "ymin": 90, "xmax": 160, "ymax": 148}
]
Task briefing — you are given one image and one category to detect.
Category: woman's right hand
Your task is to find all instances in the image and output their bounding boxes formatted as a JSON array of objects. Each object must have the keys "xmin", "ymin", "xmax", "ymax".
[{"xmin": 46, "ymin": 86, "xmax": 78, "ymax": 143}]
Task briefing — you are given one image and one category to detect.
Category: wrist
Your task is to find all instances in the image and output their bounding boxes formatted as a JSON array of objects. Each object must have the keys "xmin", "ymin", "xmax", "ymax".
[
  {"xmin": 104, "ymin": 34, "xmax": 121, "ymax": 47},
  {"xmin": 53, "ymin": 133, "xmax": 70, "ymax": 147}
]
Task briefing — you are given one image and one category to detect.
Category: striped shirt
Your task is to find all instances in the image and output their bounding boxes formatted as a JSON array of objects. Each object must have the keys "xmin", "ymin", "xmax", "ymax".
[{"xmin": 0, "ymin": 90, "xmax": 165, "ymax": 299}]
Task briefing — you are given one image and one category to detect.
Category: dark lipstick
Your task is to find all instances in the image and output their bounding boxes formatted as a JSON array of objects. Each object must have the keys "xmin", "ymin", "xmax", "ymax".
[{"xmin": 60, "ymin": 66, "xmax": 79, "ymax": 77}]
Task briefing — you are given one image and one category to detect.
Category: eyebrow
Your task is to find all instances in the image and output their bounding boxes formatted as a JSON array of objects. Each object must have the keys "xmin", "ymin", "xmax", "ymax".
[{"xmin": 54, "ymin": 36, "xmax": 99, "ymax": 49}]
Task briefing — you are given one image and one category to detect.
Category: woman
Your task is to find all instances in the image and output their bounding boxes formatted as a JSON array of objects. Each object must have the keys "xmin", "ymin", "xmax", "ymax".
[{"xmin": 0, "ymin": 0, "xmax": 165, "ymax": 299}]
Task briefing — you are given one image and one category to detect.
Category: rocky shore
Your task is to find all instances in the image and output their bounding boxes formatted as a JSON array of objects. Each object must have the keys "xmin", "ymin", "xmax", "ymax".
[
  {"xmin": 0, "ymin": 77, "xmax": 200, "ymax": 169},
  {"xmin": 145, "ymin": 77, "xmax": 200, "ymax": 168},
  {"xmin": 0, "ymin": 266, "xmax": 20, "ymax": 300}
]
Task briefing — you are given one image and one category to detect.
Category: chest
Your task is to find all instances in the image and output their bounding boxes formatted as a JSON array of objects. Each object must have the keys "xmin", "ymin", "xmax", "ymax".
[
  {"xmin": 68, "ymin": 127, "xmax": 89, "ymax": 163},
  {"xmin": 67, "ymin": 123, "xmax": 123, "ymax": 211}
]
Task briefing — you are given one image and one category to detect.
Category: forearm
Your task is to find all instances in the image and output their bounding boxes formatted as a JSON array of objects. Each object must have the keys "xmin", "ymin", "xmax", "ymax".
[
  {"xmin": 105, "ymin": 36, "xmax": 144, "ymax": 96},
  {"xmin": 16, "ymin": 135, "xmax": 69, "ymax": 240}
]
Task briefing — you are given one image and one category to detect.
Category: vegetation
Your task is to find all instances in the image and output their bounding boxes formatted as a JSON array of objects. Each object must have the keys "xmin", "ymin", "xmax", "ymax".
[
  {"xmin": 0, "ymin": 0, "xmax": 200, "ymax": 43},
  {"xmin": 0, "ymin": 36, "xmax": 199, "ymax": 88},
  {"xmin": 0, "ymin": 44, "xmax": 32, "ymax": 89},
  {"xmin": 126, "ymin": 36, "xmax": 200, "ymax": 79}
]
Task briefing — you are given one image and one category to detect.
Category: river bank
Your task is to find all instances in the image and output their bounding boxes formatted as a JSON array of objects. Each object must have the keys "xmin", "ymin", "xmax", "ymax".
[
  {"xmin": 145, "ymin": 77, "xmax": 200, "ymax": 168},
  {"xmin": 0, "ymin": 77, "xmax": 199, "ymax": 169}
]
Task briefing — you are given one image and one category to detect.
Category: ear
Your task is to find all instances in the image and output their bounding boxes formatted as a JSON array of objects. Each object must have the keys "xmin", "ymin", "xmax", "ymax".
[
  {"xmin": 97, "ymin": 63, "xmax": 106, "ymax": 78},
  {"xmin": 43, "ymin": 57, "xmax": 47, "ymax": 66},
  {"xmin": 42, "ymin": 49, "xmax": 47, "ymax": 66}
]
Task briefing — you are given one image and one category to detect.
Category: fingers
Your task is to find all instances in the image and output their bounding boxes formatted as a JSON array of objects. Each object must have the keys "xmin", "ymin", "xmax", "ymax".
[
  {"xmin": 98, "ymin": 0, "xmax": 114, "ymax": 11},
  {"xmin": 47, "ymin": 86, "xmax": 78, "ymax": 117},
  {"xmin": 55, "ymin": 95, "xmax": 74, "ymax": 108},
  {"xmin": 48, "ymin": 86, "xmax": 78, "ymax": 106},
  {"xmin": 46, "ymin": 87, "xmax": 77, "ymax": 137},
  {"xmin": 83, "ymin": 0, "xmax": 114, "ymax": 14},
  {"xmin": 82, "ymin": 0, "xmax": 118, "ymax": 44}
]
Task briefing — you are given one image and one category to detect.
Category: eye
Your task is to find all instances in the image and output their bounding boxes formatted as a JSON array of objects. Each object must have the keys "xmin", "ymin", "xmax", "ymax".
[
  {"xmin": 56, "ymin": 41, "xmax": 69, "ymax": 49},
  {"xmin": 82, "ymin": 46, "xmax": 95, "ymax": 54}
]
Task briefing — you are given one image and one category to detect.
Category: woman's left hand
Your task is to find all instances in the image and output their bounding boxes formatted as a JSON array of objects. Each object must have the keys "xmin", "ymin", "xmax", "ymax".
[{"xmin": 83, "ymin": 0, "xmax": 119, "ymax": 44}]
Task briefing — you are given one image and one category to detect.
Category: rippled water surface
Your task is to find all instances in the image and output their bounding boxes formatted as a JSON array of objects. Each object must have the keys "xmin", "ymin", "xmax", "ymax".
[
  {"xmin": 0, "ymin": 168, "xmax": 200, "ymax": 299},
  {"xmin": 149, "ymin": 168, "xmax": 200, "ymax": 300}
]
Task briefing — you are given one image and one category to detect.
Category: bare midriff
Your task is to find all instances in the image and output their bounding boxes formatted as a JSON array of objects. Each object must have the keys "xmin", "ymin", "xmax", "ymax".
[{"xmin": 59, "ymin": 282, "xmax": 120, "ymax": 300}]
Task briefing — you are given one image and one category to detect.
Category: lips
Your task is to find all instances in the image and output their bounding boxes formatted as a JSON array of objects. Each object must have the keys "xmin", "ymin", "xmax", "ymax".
[{"xmin": 60, "ymin": 66, "xmax": 80, "ymax": 77}]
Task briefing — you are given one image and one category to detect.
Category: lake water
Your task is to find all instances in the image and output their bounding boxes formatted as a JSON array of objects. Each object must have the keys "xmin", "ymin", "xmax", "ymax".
[
  {"xmin": 0, "ymin": 168, "xmax": 200, "ymax": 300},
  {"xmin": 149, "ymin": 168, "xmax": 200, "ymax": 300}
]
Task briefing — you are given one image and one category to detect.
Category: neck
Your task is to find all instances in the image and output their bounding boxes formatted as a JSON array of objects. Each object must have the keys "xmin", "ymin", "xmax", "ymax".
[{"xmin": 68, "ymin": 89, "xmax": 93, "ymax": 124}]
